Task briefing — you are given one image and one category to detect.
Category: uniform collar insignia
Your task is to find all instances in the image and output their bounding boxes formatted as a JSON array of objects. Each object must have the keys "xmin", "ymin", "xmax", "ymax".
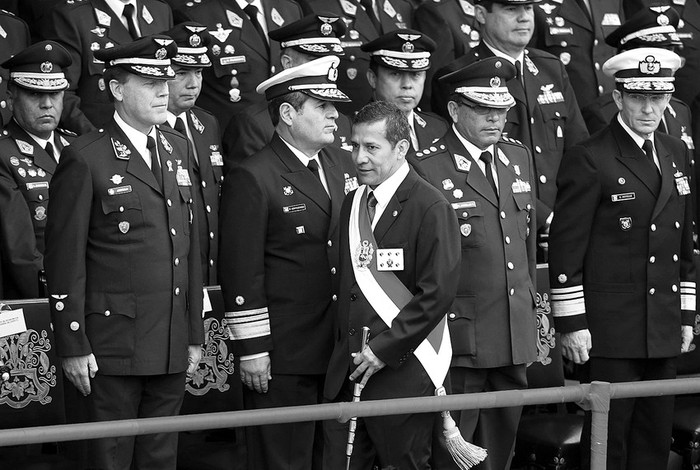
[
  {"xmin": 94, "ymin": 8, "xmax": 111, "ymax": 27},
  {"xmin": 111, "ymin": 138, "xmax": 131, "ymax": 159},
  {"xmin": 142, "ymin": 4, "xmax": 154, "ymax": 24},
  {"xmin": 454, "ymin": 153, "xmax": 471, "ymax": 172},
  {"xmin": 271, "ymin": 8, "xmax": 285, "ymax": 27},
  {"xmin": 340, "ymin": 0, "xmax": 358, "ymax": 17},
  {"xmin": 415, "ymin": 113, "xmax": 426, "ymax": 128},
  {"xmin": 159, "ymin": 131, "xmax": 173, "ymax": 154},
  {"xmin": 16, "ymin": 139, "xmax": 34, "ymax": 155},
  {"xmin": 226, "ymin": 10, "xmax": 243, "ymax": 29},
  {"xmin": 498, "ymin": 148, "xmax": 510, "ymax": 167},
  {"xmin": 190, "ymin": 112, "xmax": 205, "ymax": 134}
]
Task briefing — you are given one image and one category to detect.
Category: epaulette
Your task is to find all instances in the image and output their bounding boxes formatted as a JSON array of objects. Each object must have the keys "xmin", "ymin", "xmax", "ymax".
[
  {"xmin": 501, "ymin": 136, "xmax": 523, "ymax": 146},
  {"xmin": 57, "ymin": 128, "xmax": 78, "ymax": 138},
  {"xmin": 0, "ymin": 9, "xmax": 17, "ymax": 16},
  {"xmin": 414, "ymin": 141, "xmax": 447, "ymax": 159}
]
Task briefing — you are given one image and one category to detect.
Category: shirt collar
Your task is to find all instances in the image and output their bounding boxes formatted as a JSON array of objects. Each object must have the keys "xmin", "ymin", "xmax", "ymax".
[
  {"xmin": 452, "ymin": 124, "xmax": 495, "ymax": 162},
  {"xmin": 114, "ymin": 111, "xmax": 154, "ymax": 160},
  {"xmin": 483, "ymin": 41, "xmax": 525, "ymax": 69},
  {"xmin": 105, "ymin": 0, "xmax": 136, "ymax": 18},
  {"xmin": 279, "ymin": 134, "xmax": 319, "ymax": 167},
  {"xmin": 236, "ymin": 0, "xmax": 263, "ymax": 13},
  {"xmin": 371, "ymin": 161, "xmax": 409, "ymax": 209},
  {"xmin": 617, "ymin": 113, "xmax": 655, "ymax": 150},
  {"xmin": 166, "ymin": 111, "xmax": 188, "ymax": 130},
  {"xmin": 20, "ymin": 125, "xmax": 54, "ymax": 152}
]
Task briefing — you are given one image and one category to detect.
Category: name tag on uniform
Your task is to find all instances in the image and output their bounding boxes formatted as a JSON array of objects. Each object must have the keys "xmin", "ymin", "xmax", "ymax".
[
  {"xmin": 176, "ymin": 168, "xmax": 192, "ymax": 186},
  {"xmin": 452, "ymin": 201, "xmax": 477, "ymax": 210},
  {"xmin": 676, "ymin": 176, "xmax": 691, "ymax": 195},
  {"xmin": 283, "ymin": 204, "xmax": 306, "ymax": 214},
  {"xmin": 220, "ymin": 56, "xmax": 246, "ymax": 66},
  {"xmin": 107, "ymin": 185, "xmax": 133, "ymax": 195},
  {"xmin": 611, "ymin": 192, "xmax": 635, "ymax": 202},
  {"xmin": 376, "ymin": 248, "xmax": 404, "ymax": 271},
  {"xmin": 26, "ymin": 181, "xmax": 49, "ymax": 190}
]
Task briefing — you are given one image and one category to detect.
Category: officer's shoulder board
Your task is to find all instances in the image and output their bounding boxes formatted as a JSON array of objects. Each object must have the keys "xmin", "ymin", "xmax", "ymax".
[
  {"xmin": 57, "ymin": 128, "xmax": 78, "ymax": 138},
  {"xmin": 499, "ymin": 135, "xmax": 524, "ymax": 147},
  {"xmin": 414, "ymin": 140, "xmax": 448, "ymax": 160},
  {"xmin": 60, "ymin": 0, "xmax": 89, "ymax": 9},
  {"xmin": 0, "ymin": 8, "xmax": 17, "ymax": 17}
]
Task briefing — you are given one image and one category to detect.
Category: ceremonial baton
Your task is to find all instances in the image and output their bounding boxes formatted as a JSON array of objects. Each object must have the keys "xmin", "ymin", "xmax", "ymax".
[{"xmin": 345, "ymin": 326, "xmax": 370, "ymax": 470}]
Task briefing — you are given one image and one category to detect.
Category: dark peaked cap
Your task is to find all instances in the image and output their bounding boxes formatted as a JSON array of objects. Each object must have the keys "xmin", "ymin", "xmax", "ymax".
[
  {"xmin": 606, "ymin": 4, "xmax": 682, "ymax": 51},
  {"xmin": 94, "ymin": 35, "xmax": 177, "ymax": 80},
  {"xmin": 269, "ymin": 12, "xmax": 346, "ymax": 57},
  {"xmin": 162, "ymin": 22, "xmax": 212, "ymax": 68},
  {"xmin": 362, "ymin": 29, "xmax": 436, "ymax": 71},
  {"xmin": 440, "ymin": 56, "xmax": 516, "ymax": 109},
  {"xmin": 2, "ymin": 40, "xmax": 72, "ymax": 91}
]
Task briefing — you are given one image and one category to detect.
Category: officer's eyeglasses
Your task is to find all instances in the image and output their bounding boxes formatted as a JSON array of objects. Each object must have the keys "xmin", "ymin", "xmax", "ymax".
[
  {"xmin": 624, "ymin": 93, "xmax": 671, "ymax": 105},
  {"xmin": 459, "ymin": 101, "xmax": 510, "ymax": 116}
]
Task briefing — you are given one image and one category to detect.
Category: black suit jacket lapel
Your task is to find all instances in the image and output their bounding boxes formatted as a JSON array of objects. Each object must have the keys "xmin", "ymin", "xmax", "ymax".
[
  {"xmin": 373, "ymin": 168, "xmax": 417, "ymax": 244},
  {"xmin": 110, "ymin": 121, "xmax": 161, "ymax": 193}
]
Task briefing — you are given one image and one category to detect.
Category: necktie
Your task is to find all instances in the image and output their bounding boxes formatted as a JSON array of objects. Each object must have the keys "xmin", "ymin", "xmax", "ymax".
[
  {"xmin": 174, "ymin": 117, "xmax": 187, "ymax": 135},
  {"xmin": 45, "ymin": 141, "xmax": 56, "ymax": 162},
  {"xmin": 515, "ymin": 59, "xmax": 523, "ymax": 87},
  {"xmin": 367, "ymin": 191, "xmax": 378, "ymax": 223},
  {"xmin": 308, "ymin": 159, "xmax": 328, "ymax": 199},
  {"xmin": 147, "ymin": 136, "xmax": 162, "ymax": 189},
  {"xmin": 361, "ymin": 0, "xmax": 382, "ymax": 33},
  {"xmin": 481, "ymin": 151, "xmax": 498, "ymax": 197},
  {"xmin": 244, "ymin": 3, "xmax": 269, "ymax": 53},
  {"xmin": 122, "ymin": 3, "xmax": 139, "ymax": 40},
  {"xmin": 642, "ymin": 139, "xmax": 659, "ymax": 172}
]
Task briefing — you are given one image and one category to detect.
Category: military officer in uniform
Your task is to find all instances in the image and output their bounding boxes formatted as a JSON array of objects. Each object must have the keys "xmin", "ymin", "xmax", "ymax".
[
  {"xmin": 582, "ymin": 5, "xmax": 695, "ymax": 154},
  {"xmin": 0, "ymin": 41, "xmax": 74, "ymax": 300},
  {"xmin": 411, "ymin": 57, "xmax": 537, "ymax": 470},
  {"xmin": 413, "ymin": 0, "xmax": 481, "ymax": 112},
  {"xmin": 44, "ymin": 35, "xmax": 204, "ymax": 470},
  {"xmin": 298, "ymin": 0, "xmax": 414, "ymax": 115},
  {"xmin": 530, "ymin": 0, "xmax": 623, "ymax": 110},
  {"xmin": 432, "ymin": 0, "xmax": 588, "ymax": 258},
  {"xmin": 323, "ymin": 100, "xmax": 460, "ymax": 469},
  {"xmin": 549, "ymin": 47, "xmax": 695, "ymax": 470},
  {"xmin": 43, "ymin": 0, "xmax": 174, "ymax": 135},
  {"xmin": 218, "ymin": 56, "xmax": 357, "ymax": 470},
  {"xmin": 0, "ymin": 8, "xmax": 30, "ymax": 128},
  {"xmin": 175, "ymin": 0, "xmax": 303, "ymax": 129},
  {"xmin": 362, "ymin": 29, "xmax": 449, "ymax": 151},
  {"xmin": 163, "ymin": 22, "xmax": 223, "ymax": 286},
  {"xmin": 222, "ymin": 12, "xmax": 354, "ymax": 166}
]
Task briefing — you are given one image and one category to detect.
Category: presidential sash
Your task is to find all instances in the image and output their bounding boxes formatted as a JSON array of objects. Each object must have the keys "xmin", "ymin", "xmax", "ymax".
[{"xmin": 348, "ymin": 185, "xmax": 451, "ymax": 388}]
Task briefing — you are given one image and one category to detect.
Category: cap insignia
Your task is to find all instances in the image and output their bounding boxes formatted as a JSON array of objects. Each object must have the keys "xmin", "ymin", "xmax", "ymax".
[
  {"xmin": 402, "ymin": 41, "xmax": 414, "ymax": 53},
  {"xmin": 490, "ymin": 76, "xmax": 501, "ymax": 87},
  {"xmin": 639, "ymin": 55, "xmax": 660, "ymax": 74},
  {"xmin": 40, "ymin": 61, "xmax": 53, "ymax": 73},
  {"xmin": 155, "ymin": 48, "xmax": 168, "ymax": 60},
  {"xmin": 189, "ymin": 34, "xmax": 201, "ymax": 47},
  {"xmin": 320, "ymin": 23, "xmax": 333, "ymax": 36},
  {"xmin": 657, "ymin": 14, "xmax": 669, "ymax": 26}
]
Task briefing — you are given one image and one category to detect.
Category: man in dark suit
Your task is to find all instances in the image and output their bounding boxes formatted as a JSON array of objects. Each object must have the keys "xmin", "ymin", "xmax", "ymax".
[
  {"xmin": 174, "ymin": 0, "xmax": 303, "ymax": 129},
  {"xmin": 411, "ymin": 57, "xmax": 538, "ymax": 470},
  {"xmin": 218, "ymin": 56, "xmax": 357, "ymax": 470},
  {"xmin": 323, "ymin": 101, "xmax": 460, "ymax": 469},
  {"xmin": 43, "ymin": 0, "xmax": 174, "ymax": 135},
  {"xmin": 549, "ymin": 47, "xmax": 695, "ymax": 470},
  {"xmin": 163, "ymin": 22, "xmax": 224, "ymax": 286},
  {"xmin": 0, "ymin": 8, "xmax": 30, "ymax": 128},
  {"xmin": 298, "ymin": 0, "xmax": 413, "ymax": 115},
  {"xmin": 582, "ymin": 5, "xmax": 695, "ymax": 151},
  {"xmin": 432, "ymin": 0, "xmax": 589, "ymax": 259},
  {"xmin": 44, "ymin": 35, "xmax": 204, "ymax": 470},
  {"xmin": 0, "ymin": 41, "xmax": 75, "ymax": 299},
  {"xmin": 362, "ymin": 29, "xmax": 449, "ymax": 151},
  {"xmin": 530, "ymin": 0, "xmax": 623, "ymax": 110},
  {"xmin": 222, "ymin": 12, "xmax": 353, "ymax": 166},
  {"xmin": 413, "ymin": 0, "xmax": 480, "ymax": 111}
]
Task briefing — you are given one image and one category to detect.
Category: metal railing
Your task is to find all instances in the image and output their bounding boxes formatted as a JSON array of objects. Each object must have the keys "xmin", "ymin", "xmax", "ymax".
[{"xmin": 1, "ymin": 378, "xmax": 699, "ymax": 469}]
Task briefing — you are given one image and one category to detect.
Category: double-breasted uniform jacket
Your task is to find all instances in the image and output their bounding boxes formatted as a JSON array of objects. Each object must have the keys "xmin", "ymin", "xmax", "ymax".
[
  {"xmin": 433, "ymin": 42, "xmax": 589, "ymax": 227},
  {"xmin": 324, "ymin": 168, "xmax": 460, "ymax": 401},
  {"xmin": 531, "ymin": 0, "xmax": 622, "ymax": 109},
  {"xmin": 549, "ymin": 117, "xmax": 696, "ymax": 359},
  {"xmin": 44, "ymin": 0, "xmax": 173, "ymax": 135},
  {"xmin": 222, "ymin": 102, "xmax": 353, "ymax": 168},
  {"xmin": 410, "ymin": 131, "xmax": 538, "ymax": 368},
  {"xmin": 44, "ymin": 120, "xmax": 204, "ymax": 375},
  {"xmin": 0, "ymin": 10, "xmax": 30, "ymax": 128},
  {"xmin": 0, "ymin": 121, "xmax": 75, "ymax": 299},
  {"xmin": 413, "ymin": 0, "xmax": 480, "ymax": 112},
  {"xmin": 219, "ymin": 133, "xmax": 357, "ymax": 375},
  {"xmin": 298, "ymin": 0, "xmax": 413, "ymax": 115},
  {"xmin": 176, "ymin": 0, "xmax": 302, "ymax": 130},
  {"xmin": 179, "ymin": 106, "xmax": 224, "ymax": 285}
]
